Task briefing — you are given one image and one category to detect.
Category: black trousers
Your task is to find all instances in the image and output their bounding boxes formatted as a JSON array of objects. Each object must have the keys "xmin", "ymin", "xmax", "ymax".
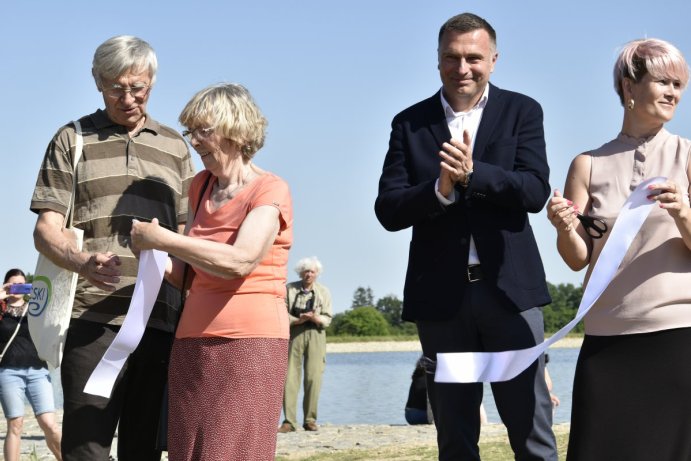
[
  {"xmin": 416, "ymin": 280, "xmax": 557, "ymax": 461},
  {"xmin": 60, "ymin": 318, "xmax": 172, "ymax": 461}
]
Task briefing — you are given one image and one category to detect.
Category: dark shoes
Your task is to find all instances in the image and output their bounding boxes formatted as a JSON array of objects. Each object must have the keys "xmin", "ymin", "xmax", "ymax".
[
  {"xmin": 279, "ymin": 421, "xmax": 318, "ymax": 432},
  {"xmin": 278, "ymin": 422, "xmax": 295, "ymax": 433},
  {"xmin": 303, "ymin": 421, "xmax": 319, "ymax": 431}
]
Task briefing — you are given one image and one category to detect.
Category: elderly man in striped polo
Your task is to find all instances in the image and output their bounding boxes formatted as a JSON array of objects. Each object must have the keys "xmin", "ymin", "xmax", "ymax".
[{"xmin": 30, "ymin": 35, "xmax": 195, "ymax": 460}]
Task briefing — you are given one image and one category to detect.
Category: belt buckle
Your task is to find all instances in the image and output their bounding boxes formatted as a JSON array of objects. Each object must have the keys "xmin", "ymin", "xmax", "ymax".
[{"xmin": 467, "ymin": 265, "xmax": 481, "ymax": 283}]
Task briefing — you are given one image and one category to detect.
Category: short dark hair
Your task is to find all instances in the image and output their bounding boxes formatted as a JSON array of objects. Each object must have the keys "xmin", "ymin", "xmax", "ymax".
[
  {"xmin": 438, "ymin": 13, "xmax": 496, "ymax": 49},
  {"xmin": 3, "ymin": 268, "xmax": 25, "ymax": 284}
]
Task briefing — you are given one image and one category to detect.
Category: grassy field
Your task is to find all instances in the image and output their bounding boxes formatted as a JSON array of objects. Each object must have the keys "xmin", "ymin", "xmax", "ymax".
[{"xmin": 276, "ymin": 426, "xmax": 570, "ymax": 461}]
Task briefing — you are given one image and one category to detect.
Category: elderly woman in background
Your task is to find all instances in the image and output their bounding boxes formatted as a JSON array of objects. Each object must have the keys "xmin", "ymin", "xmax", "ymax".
[
  {"xmin": 131, "ymin": 83, "xmax": 292, "ymax": 460},
  {"xmin": 547, "ymin": 38, "xmax": 691, "ymax": 460}
]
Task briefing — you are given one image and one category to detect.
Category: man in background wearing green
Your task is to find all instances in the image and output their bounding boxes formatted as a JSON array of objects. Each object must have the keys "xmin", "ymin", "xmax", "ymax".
[{"xmin": 279, "ymin": 257, "xmax": 332, "ymax": 432}]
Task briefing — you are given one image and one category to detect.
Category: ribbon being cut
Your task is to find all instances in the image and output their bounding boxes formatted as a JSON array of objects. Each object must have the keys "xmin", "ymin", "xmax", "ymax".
[
  {"xmin": 435, "ymin": 176, "xmax": 665, "ymax": 384},
  {"xmin": 84, "ymin": 249, "xmax": 168, "ymax": 398}
]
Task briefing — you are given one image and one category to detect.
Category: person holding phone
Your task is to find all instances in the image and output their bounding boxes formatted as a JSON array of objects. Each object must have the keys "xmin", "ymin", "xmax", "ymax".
[{"xmin": 0, "ymin": 268, "xmax": 62, "ymax": 461}]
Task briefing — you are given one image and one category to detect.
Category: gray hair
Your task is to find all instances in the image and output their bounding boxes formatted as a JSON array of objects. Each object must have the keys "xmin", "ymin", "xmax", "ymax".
[
  {"xmin": 92, "ymin": 35, "xmax": 158, "ymax": 87},
  {"xmin": 294, "ymin": 256, "xmax": 323, "ymax": 275}
]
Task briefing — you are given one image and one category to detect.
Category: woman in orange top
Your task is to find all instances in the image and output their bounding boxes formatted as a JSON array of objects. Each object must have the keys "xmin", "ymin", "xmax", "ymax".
[{"xmin": 131, "ymin": 83, "xmax": 292, "ymax": 460}]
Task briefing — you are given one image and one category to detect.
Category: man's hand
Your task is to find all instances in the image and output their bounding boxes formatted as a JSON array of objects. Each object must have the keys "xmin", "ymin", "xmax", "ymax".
[
  {"xmin": 79, "ymin": 252, "xmax": 121, "ymax": 291},
  {"xmin": 297, "ymin": 311, "xmax": 322, "ymax": 326},
  {"xmin": 438, "ymin": 130, "xmax": 474, "ymax": 197}
]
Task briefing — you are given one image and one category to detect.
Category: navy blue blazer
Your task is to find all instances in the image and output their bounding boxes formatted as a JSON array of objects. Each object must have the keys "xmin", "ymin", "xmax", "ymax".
[{"xmin": 375, "ymin": 84, "xmax": 551, "ymax": 321}]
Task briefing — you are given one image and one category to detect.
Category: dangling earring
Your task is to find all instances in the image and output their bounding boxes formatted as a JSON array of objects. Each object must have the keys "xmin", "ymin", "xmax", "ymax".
[{"xmin": 627, "ymin": 99, "xmax": 635, "ymax": 111}]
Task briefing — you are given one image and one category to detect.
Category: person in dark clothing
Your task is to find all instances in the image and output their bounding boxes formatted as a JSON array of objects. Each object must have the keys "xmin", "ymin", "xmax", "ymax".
[
  {"xmin": 405, "ymin": 357, "xmax": 433, "ymax": 424},
  {"xmin": 0, "ymin": 268, "xmax": 62, "ymax": 460}
]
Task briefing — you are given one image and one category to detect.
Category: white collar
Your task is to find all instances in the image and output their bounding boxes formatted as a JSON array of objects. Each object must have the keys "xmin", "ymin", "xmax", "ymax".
[{"xmin": 440, "ymin": 84, "xmax": 490, "ymax": 118}]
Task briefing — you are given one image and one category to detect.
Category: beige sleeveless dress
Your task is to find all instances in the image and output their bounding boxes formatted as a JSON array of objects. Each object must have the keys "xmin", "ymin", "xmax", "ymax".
[{"xmin": 583, "ymin": 128, "xmax": 691, "ymax": 335}]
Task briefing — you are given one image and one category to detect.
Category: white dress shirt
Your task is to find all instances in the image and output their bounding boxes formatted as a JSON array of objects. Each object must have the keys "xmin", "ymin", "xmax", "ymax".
[{"xmin": 434, "ymin": 84, "xmax": 490, "ymax": 265}]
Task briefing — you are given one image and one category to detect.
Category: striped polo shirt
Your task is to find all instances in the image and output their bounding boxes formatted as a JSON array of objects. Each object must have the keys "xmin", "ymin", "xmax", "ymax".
[{"xmin": 31, "ymin": 109, "xmax": 196, "ymax": 331}]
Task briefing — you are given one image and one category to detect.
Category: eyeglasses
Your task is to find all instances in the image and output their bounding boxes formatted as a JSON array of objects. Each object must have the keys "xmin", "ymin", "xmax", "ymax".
[
  {"xmin": 102, "ymin": 84, "xmax": 151, "ymax": 100},
  {"xmin": 181, "ymin": 127, "xmax": 215, "ymax": 142}
]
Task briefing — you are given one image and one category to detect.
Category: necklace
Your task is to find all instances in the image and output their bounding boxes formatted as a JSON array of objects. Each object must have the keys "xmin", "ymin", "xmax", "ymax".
[
  {"xmin": 4, "ymin": 302, "xmax": 27, "ymax": 318},
  {"xmin": 213, "ymin": 167, "xmax": 253, "ymax": 201}
]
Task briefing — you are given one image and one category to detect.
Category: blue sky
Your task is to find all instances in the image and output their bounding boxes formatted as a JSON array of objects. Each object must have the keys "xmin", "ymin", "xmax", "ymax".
[{"xmin": 3, "ymin": 0, "xmax": 691, "ymax": 313}]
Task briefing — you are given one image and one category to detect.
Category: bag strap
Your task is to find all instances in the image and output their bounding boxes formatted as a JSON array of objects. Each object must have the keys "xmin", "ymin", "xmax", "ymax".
[
  {"xmin": 175, "ymin": 172, "xmax": 213, "ymax": 331},
  {"xmin": 63, "ymin": 120, "xmax": 84, "ymax": 229},
  {"xmin": 0, "ymin": 305, "xmax": 29, "ymax": 361}
]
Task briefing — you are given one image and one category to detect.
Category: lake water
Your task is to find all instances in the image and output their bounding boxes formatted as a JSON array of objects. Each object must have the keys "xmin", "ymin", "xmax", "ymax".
[
  {"xmin": 316, "ymin": 348, "xmax": 579, "ymax": 425},
  {"xmin": 48, "ymin": 347, "xmax": 579, "ymax": 425}
]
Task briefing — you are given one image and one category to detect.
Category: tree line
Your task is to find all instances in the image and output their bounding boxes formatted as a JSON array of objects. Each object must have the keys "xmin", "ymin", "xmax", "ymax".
[{"xmin": 327, "ymin": 282, "xmax": 584, "ymax": 337}]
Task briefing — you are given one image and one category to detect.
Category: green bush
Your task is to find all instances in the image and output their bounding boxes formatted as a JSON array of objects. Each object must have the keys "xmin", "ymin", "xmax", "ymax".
[
  {"xmin": 330, "ymin": 306, "xmax": 390, "ymax": 336},
  {"xmin": 543, "ymin": 282, "xmax": 584, "ymax": 333}
]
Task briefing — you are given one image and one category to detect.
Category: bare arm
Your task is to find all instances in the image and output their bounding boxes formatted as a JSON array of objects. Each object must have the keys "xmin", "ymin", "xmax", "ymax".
[
  {"xmin": 33, "ymin": 210, "xmax": 121, "ymax": 291},
  {"xmin": 131, "ymin": 205, "xmax": 281, "ymax": 279},
  {"xmin": 546, "ymin": 154, "xmax": 593, "ymax": 271}
]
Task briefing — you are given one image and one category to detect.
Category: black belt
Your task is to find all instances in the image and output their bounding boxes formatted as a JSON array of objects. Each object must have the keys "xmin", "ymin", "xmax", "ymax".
[{"xmin": 467, "ymin": 264, "xmax": 483, "ymax": 282}]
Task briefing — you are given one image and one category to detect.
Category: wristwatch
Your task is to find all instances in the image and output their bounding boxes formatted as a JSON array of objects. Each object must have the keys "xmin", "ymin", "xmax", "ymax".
[{"xmin": 461, "ymin": 169, "xmax": 473, "ymax": 188}]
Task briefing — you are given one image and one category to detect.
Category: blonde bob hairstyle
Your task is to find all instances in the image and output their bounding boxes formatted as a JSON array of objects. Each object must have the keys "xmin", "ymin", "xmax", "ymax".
[
  {"xmin": 92, "ymin": 35, "xmax": 158, "ymax": 87},
  {"xmin": 294, "ymin": 256, "xmax": 323, "ymax": 276},
  {"xmin": 179, "ymin": 83, "xmax": 267, "ymax": 159},
  {"xmin": 614, "ymin": 38, "xmax": 690, "ymax": 106}
]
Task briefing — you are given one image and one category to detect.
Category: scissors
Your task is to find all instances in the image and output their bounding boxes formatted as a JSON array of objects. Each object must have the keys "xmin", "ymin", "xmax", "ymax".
[{"xmin": 576, "ymin": 213, "xmax": 608, "ymax": 239}]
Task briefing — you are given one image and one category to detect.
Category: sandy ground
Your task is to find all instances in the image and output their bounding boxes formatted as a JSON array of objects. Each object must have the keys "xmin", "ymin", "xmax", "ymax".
[
  {"xmin": 5, "ymin": 337, "xmax": 581, "ymax": 459},
  {"xmin": 3, "ymin": 411, "xmax": 570, "ymax": 460}
]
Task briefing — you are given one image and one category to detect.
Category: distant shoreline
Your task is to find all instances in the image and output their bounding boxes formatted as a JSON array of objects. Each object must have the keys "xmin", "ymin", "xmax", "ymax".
[{"xmin": 327, "ymin": 336, "xmax": 583, "ymax": 353}]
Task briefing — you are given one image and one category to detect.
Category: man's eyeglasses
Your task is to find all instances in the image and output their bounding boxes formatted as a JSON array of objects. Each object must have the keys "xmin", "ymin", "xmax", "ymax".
[
  {"xmin": 181, "ymin": 127, "xmax": 215, "ymax": 143},
  {"xmin": 102, "ymin": 84, "xmax": 150, "ymax": 100}
]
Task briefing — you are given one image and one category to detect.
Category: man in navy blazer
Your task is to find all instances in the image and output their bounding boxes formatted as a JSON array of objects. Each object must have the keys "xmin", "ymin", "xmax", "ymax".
[{"xmin": 375, "ymin": 13, "xmax": 557, "ymax": 460}]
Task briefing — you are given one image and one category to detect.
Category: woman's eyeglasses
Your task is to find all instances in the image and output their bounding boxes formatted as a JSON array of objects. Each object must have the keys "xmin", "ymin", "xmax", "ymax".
[{"xmin": 181, "ymin": 127, "xmax": 215, "ymax": 143}]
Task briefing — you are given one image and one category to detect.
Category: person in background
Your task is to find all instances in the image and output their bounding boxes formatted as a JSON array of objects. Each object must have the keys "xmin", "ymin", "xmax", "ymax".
[
  {"xmin": 0, "ymin": 269, "xmax": 62, "ymax": 461},
  {"xmin": 405, "ymin": 355, "xmax": 487, "ymax": 426},
  {"xmin": 131, "ymin": 82, "xmax": 293, "ymax": 460},
  {"xmin": 547, "ymin": 38, "xmax": 691, "ymax": 460},
  {"xmin": 404, "ymin": 356, "xmax": 433, "ymax": 425},
  {"xmin": 279, "ymin": 256, "xmax": 332, "ymax": 433},
  {"xmin": 30, "ymin": 35, "xmax": 194, "ymax": 460},
  {"xmin": 375, "ymin": 12, "xmax": 557, "ymax": 460},
  {"xmin": 544, "ymin": 354, "xmax": 559, "ymax": 409}
]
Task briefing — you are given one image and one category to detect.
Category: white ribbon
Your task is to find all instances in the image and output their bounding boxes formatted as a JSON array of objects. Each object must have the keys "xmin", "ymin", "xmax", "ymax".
[
  {"xmin": 435, "ymin": 176, "xmax": 664, "ymax": 383},
  {"xmin": 84, "ymin": 249, "xmax": 168, "ymax": 397}
]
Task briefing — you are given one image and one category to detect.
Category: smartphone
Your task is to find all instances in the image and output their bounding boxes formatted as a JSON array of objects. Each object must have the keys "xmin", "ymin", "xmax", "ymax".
[{"xmin": 8, "ymin": 283, "xmax": 32, "ymax": 295}]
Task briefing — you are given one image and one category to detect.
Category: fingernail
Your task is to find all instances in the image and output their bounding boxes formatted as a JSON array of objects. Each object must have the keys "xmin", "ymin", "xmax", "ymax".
[
  {"xmin": 647, "ymin": 185, "xmax": 655, "ymax": 190},
  {"xmin": 566, "ymin": 200, "xmax": 573, "ymax": 205}
]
